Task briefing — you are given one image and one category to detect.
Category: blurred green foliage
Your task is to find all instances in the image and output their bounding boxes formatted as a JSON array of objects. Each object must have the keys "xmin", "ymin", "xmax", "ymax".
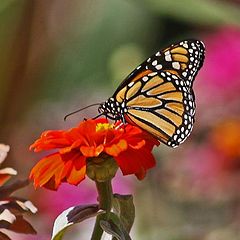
[{"xmin": 145, "ymin": 0, "xmax": 240, "ymax": 26}]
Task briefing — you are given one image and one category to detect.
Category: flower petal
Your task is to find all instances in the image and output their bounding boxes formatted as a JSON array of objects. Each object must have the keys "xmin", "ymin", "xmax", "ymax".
[
  {"xmin": 67, "ymin": 165, "xmax": 86, "ymax": 185},
  {"xmin": 62, "ymin": 154, "xmax": 86, "ymax": 185},
  {"xmin": 59, "ymin": 139, "xmax": 84, "ymax": 154},
  {"xmin": 80, "ymin": 145, "xmax": 104, "ymax": 157},
  {"xmin": 105, "ymin": 139, "xmax": 128, "ymax": 157},
  {"xmin": 115, "ymin": 146, "xmax": 156, "ymax": 179},
  {"xmin": 30, "ymin": 130, "xmax": 71, "ymax": 152},
  {"xmin": 129, "ymin": 139, "xmax": 145, "ymax": 150},
  {"xmin": 29, "ymin": 153, "xmax": 66, "ymax": 190}
]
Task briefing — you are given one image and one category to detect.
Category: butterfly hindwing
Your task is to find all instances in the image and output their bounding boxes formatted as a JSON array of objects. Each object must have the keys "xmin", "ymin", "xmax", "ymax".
[{"xmin": 121, "ymin": 71, "xmax": 195, "ymax": 147}]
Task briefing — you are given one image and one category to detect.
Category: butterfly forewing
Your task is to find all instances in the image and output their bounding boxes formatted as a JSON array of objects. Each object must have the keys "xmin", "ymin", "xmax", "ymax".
[{"xmin": 114, "ymin": 39, "xmax": 204, "ymax": 93}]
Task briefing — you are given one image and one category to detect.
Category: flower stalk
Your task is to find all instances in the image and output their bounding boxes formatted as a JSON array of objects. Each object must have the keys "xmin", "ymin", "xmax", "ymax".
[{"xmin": 91, "ymin": 180, "xmax": 113, "ymax": 240}]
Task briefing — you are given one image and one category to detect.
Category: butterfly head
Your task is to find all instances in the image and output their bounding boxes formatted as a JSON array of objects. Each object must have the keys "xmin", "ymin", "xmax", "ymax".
[{"xmin": 98, "ymin": 98, "xmax": 124, "ymax": 121}]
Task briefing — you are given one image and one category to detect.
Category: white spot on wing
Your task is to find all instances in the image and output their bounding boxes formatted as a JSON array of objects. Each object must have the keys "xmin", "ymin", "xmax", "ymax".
[
  {"xmin": 148, "ymin": 72, "xmax": 157, "ymax": 77},
  {"xmin": 142, "ymin": 76, "xmax": 148, "ymax": 81},
  {"xmin": 128, "ymin": 82, "xmax": 134, "ymax": 87},
  {"xmin": 152, "ymin": 60, "xmax": 158, "ymax": 66},
  {"xmin": 165, "ymin": 54, "xmax": 172, "ymax": 61},
  {"xmin": 182, "ymin": 72, "xmax": 187, "ymax": 77},
  {"xmin": 172, "ymin": 62, "xmax": 180, "ymax": 70},
  {"xmin": 156, "ymin": 64, "xmax": 162, "ymax": 70}
]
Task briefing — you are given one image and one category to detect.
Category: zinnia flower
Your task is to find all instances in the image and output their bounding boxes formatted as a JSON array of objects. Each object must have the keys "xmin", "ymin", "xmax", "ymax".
[{"xmin": 29, "ymin": 119, "xmax": 159, "ymax": 190}]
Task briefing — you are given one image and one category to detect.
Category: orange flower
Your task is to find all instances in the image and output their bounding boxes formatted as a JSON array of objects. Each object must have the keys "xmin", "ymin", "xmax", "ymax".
[{"xmin": 29, "ymin": 119, "xmax": 159, "ymax": 190}]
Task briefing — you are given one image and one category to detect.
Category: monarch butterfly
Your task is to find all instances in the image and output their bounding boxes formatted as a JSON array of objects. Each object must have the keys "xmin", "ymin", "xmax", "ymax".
[{"xmin": 98, "ymin": 39, "xmax": 205, "ymax": 148}]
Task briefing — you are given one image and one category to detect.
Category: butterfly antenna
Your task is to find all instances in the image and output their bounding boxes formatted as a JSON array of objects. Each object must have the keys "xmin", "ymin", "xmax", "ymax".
[{"xmin": 64, "ymin": 103, "xmax": 102, "ymax": 121}]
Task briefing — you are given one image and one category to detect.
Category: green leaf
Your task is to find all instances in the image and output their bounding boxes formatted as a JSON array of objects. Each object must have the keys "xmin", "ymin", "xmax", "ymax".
[
  {"xmin": 113, "ymin": 194, "xmax": 135, "ymax": 233},
  {"xmin": 51, "ymin": 204, "xmax": 101, "ymax": 240},
  {"xmin": 100, "ymin": 218, "xmax": 132, "ymax": 240}
]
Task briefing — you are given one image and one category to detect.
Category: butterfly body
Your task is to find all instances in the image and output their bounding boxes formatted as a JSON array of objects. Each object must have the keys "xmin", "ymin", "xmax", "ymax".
[{"xmin": 98, "ymin": 39, "xmax": 205, "ymax": 147}]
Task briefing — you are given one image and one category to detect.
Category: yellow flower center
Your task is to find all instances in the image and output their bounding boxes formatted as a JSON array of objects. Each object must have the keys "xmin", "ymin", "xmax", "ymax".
[{"xmin": 96, "ymin": 123, "xmax": 114, "ymax": 132}]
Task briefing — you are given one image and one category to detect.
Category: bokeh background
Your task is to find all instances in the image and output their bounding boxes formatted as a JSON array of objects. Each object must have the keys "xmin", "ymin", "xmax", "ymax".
[{"xmin": 1, "ymin": 0, "xmax": 240, "ymax": 239}]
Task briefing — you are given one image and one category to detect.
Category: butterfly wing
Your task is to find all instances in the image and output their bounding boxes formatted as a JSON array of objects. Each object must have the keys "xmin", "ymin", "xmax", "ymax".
[
  {"xmin": 108, "ymin": 39, "xmax": 205, "ymax": 147},
  {"xmin": 119, "ymin": 71, "xmax": 195, "ymax": 147},
  {"xmin": 114, "ymin": 39, "xmax": 205, "ymax": 93},
  {"xmin": 146, "ymin": 39, "xmax": 205, "ymax": 89}
]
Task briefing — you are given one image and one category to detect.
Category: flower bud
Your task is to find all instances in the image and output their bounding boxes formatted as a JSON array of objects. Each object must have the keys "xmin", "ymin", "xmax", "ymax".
[{"xmin": 86, "ymin": 155, "xmax": 118, "ymax": 182}]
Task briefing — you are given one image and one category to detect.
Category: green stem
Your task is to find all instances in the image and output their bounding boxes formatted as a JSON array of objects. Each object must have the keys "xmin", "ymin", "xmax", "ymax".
[{"xmin": 91, "ymin": 180, "xmax": 113, "ymax": 240}]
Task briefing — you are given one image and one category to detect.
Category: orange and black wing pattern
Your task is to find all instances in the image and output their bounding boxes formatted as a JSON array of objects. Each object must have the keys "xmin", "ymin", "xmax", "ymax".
[
  {"xmin": 114, "ymin": 71, "xmax": 195, "ymax": 147},
  {"xmin": 101, "ymin": 39, "xmax": 205, "ymax": 147},
  {"xmin": 115, "ymin": 39, "xmax": 204, "ymax": 92}
]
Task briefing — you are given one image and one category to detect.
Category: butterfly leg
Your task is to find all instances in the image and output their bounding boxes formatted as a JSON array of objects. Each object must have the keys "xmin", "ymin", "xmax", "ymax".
[
  {"xmin": 92, "ymin": 113, "xmax": 104, "ymax": 120},
  {"xmin": 115, "ymin": 122, "xmax": 124, "ymax": 130}
]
